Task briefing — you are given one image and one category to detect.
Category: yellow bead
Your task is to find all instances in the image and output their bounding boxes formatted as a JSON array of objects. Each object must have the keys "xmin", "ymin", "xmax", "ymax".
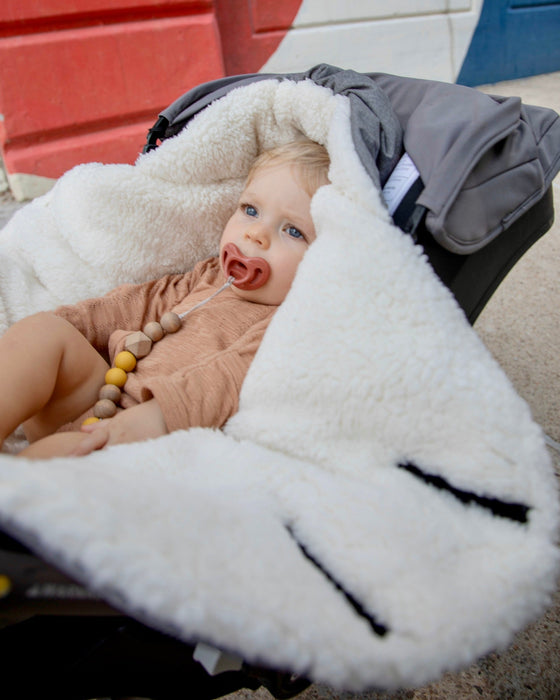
[
  {"xmin": 105, "ymin": 367, "xmax": 128, "ymax": 387},
  {"xmin": 160, "ymin": 311, "xmax": 182, "ymax": 334},
  {"xmin": 0, "ymin": 574, "xmax": 12, "ymax": 598},
  {"xmin": 143, "ymin": 321, "xmax": 164, "ymax": 342},
  {"xmin": 115, "ymin": 350, "xmax": 137, "ymax": 372},
  {"xmin": 99, "ymin": 384, "xmax": 121, "ymax": 403},
  {"xmin": 82, "ymin": 416, "xmax": 101, "ymax": 426}
]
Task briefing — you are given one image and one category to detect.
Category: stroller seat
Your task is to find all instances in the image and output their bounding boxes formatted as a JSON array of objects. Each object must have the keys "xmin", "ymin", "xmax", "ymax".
[
  {"xmin": 399, "ymin": 180, "xmax": 555, "ymax": 324},
  {"xmin": 0, "ymin": 65, "xmax": 559, "ymax": 699}
]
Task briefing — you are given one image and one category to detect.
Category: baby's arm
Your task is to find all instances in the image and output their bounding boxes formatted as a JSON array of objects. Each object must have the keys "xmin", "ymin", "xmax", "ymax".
[
  {"xmin": 141, "ymin": 315, "xmax": 272, "ymax": 432},
  {"xmin": 54, "ymin": 272, "xmax": 197, "ymax": 352},
  {"xmin": 17, "ymin": 399, "xmax": 167, "ymax": 459},
  {"xmin": 72, "ymin": 399, "xmax": 168, "ymax": 455}
]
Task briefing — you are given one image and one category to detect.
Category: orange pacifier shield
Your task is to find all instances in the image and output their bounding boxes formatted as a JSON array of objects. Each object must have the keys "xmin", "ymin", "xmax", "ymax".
[{"xmin": 221, "ymin": 243, "xmax": 271, "ymax": 290}]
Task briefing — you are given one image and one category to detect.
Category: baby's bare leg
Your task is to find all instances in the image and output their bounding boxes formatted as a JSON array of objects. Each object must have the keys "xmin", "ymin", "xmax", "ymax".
[{"xmin": 0, "ymin": 312, "xmax": 109, "ymax": 445}]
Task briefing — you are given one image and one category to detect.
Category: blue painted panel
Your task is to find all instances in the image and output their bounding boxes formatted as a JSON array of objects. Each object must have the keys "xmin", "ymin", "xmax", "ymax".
[
  {"xmin": 509, "ymin": 0, "xmax": 558, "ymax": 8},
  {"xmin": 510, "ymin": 0, "xmax": 558, "ymax": 6},
  {"xmin": 457, "ymin": 0, "xmax": 560, "ymax": 86}
]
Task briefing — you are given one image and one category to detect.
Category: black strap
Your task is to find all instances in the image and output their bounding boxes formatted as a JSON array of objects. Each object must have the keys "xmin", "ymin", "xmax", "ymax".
[{"xmin": 143, "ymin": 116, "xmax": 170, "ymax": 154}]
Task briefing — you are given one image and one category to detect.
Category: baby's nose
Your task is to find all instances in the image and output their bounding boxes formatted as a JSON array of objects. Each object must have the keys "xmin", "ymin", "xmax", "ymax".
[{"xmin": 244, "ymin": 224, "xmax": 270, "ymax": 249}]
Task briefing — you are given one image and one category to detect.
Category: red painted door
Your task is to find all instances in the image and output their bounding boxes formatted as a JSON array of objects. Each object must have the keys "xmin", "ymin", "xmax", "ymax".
[
  {"xmin": 0, "ymin": 0, "xmax": 302, "ymax": 192},
  {"xmin": 214, "ymin": 0, "xmax": 302, "ymax": 75},
  {"xmin": 0, "ymin": 1, "xmax": 225, "ymax": 185}
]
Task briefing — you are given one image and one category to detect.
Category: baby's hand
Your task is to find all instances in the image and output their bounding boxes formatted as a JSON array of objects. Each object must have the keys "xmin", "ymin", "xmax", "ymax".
[
  {"xmin": 71, "ymin": 399, "xmax": 168, "ymax": 456},
  {"xmin": 71, "ymin": 421, "xmax": 111, "ymax": 456}
]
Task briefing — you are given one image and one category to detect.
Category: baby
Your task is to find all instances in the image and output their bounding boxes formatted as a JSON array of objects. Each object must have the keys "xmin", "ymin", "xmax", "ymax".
[{"xmin": 0, "ymin": 139, "xmax": 330, "ymax": 459}]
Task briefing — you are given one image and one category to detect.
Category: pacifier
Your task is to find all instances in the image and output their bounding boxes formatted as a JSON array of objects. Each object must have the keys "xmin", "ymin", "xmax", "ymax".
[{"xmin": 220, "ymin": 243, "xmax": 271, "ymax": 290}]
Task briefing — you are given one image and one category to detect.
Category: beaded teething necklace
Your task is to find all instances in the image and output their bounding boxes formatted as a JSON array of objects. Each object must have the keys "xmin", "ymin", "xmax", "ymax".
[{"xmin": 84, "ymin": 275, "xmax": 235, "ymax": 425}]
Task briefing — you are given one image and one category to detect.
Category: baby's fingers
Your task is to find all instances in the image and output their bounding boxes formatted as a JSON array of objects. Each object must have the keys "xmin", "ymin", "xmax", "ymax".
[{"xmin": 71, "ymin": 426, "xmax": 109, "ymax": 456}]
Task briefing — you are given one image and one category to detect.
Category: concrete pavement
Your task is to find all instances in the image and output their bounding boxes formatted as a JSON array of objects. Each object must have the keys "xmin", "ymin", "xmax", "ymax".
[
  {"xmin": 1, "ymin": 71, "xmax": 559, "ymax": 699},
  {"xmin": 0, "ymin": 189, "xmax": 25, "ymax": 230}
]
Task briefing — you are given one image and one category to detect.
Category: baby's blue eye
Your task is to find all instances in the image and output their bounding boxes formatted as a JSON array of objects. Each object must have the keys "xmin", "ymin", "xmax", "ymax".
[
  {"xmin": 244, "ymin": 204, "xmax": 258, "ymax": 217},
  {"xmin": 287, "ymin": 225, "xmax": 304, "ymax": 240}
]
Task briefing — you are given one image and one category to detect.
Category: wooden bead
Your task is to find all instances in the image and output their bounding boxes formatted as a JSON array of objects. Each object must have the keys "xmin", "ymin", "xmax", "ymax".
[
  {"xmin": 160, "ymin": 311, "xmax": 182, "ymax": 334},
  {"xmin": 93, "ymin": 398, "xmax": 118, "ymax": 419},
  {"xmin": 105, "ymin": 367, "xmax": 128, "ymax": 388},
  {"xmin": 143, "ymin": 321, "xmax": 164, "ymax": 342},
  {"xmin": 82, "ymin": 416, "xmax": 101, "ymax": 426},
  {"xmin": 99, "ymin": 383, "xmax": 122, "ymax": 403},
  {"xmin": 115, "ymin": 350, "xmax": 137, "ymax": 372},
  {"xmin": 124, "ymin": 331, "xmax": 153, "ymax": 359}
]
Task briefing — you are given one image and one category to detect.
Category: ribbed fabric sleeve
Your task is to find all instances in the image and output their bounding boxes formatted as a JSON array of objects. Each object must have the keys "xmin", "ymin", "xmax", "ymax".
[
  {"xmin": 54, "ymin": 264, "xmax": 206, "ymax": 353},
  {"xmin": 139, "ymin": 316, "xmax": 272, "ymax": 432}
]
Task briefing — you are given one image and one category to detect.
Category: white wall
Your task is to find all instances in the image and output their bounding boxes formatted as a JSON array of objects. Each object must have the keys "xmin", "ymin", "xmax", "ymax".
[{"xmin": 261, "ymin": 0, "xmax": 483, "ymax": 83}]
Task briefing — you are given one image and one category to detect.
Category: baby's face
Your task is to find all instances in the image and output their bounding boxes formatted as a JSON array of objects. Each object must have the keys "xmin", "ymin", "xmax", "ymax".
[{"xmin": 220, "ymin": 162, "xmax": 317, "ymax": 305}]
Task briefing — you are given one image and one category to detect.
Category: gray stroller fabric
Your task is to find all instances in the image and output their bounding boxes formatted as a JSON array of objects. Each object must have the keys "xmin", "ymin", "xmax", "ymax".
[
  {"xmin": 371, "ymin": 71, "xmax": 560, "ymax": 252},
  {"xmin": 160, "ymin": 64, "xmax": 403, "ymax": 191},
  {"xmin": 158, "ymin": 63, "xmax": 560, "ymax": 253}
]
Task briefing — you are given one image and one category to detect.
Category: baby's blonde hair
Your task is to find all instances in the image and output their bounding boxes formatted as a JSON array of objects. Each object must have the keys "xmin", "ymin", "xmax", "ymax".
[{"xmin": 247, "ymin": 139, "xmax": 330, "ymax": 197}]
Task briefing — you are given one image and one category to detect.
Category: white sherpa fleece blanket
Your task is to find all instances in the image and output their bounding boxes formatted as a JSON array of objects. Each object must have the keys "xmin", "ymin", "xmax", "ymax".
[{"xmin": 0, "ymin": 78, "xmax": 559, "ymax": 691}]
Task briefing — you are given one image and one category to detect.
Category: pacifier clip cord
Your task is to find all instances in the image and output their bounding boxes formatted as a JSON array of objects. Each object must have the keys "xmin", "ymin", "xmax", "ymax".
[{"xmin": 86, "ymin": 276, "xmax": 235, "ymax": 424}]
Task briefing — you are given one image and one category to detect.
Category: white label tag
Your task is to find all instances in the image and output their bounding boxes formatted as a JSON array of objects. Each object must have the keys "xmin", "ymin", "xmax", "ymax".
[{"xmin": 382, "ymin": 153, "xmax": 420, "ymax": 215}]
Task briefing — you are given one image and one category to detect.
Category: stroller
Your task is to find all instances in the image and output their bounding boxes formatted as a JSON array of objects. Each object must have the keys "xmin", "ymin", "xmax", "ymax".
[{"xmin": 0, "ymin": 65, "xmax": 559, "ymax": 699}]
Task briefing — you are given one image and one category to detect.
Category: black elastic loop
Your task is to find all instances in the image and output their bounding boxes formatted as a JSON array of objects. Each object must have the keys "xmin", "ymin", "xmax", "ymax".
[
  {"xmin": 398, "ymin": 462, "xmax": 530, "ymax": 523},
  {"xmin": 286, "ymin": 526, "xmax": 389, "ymax": 637}
]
